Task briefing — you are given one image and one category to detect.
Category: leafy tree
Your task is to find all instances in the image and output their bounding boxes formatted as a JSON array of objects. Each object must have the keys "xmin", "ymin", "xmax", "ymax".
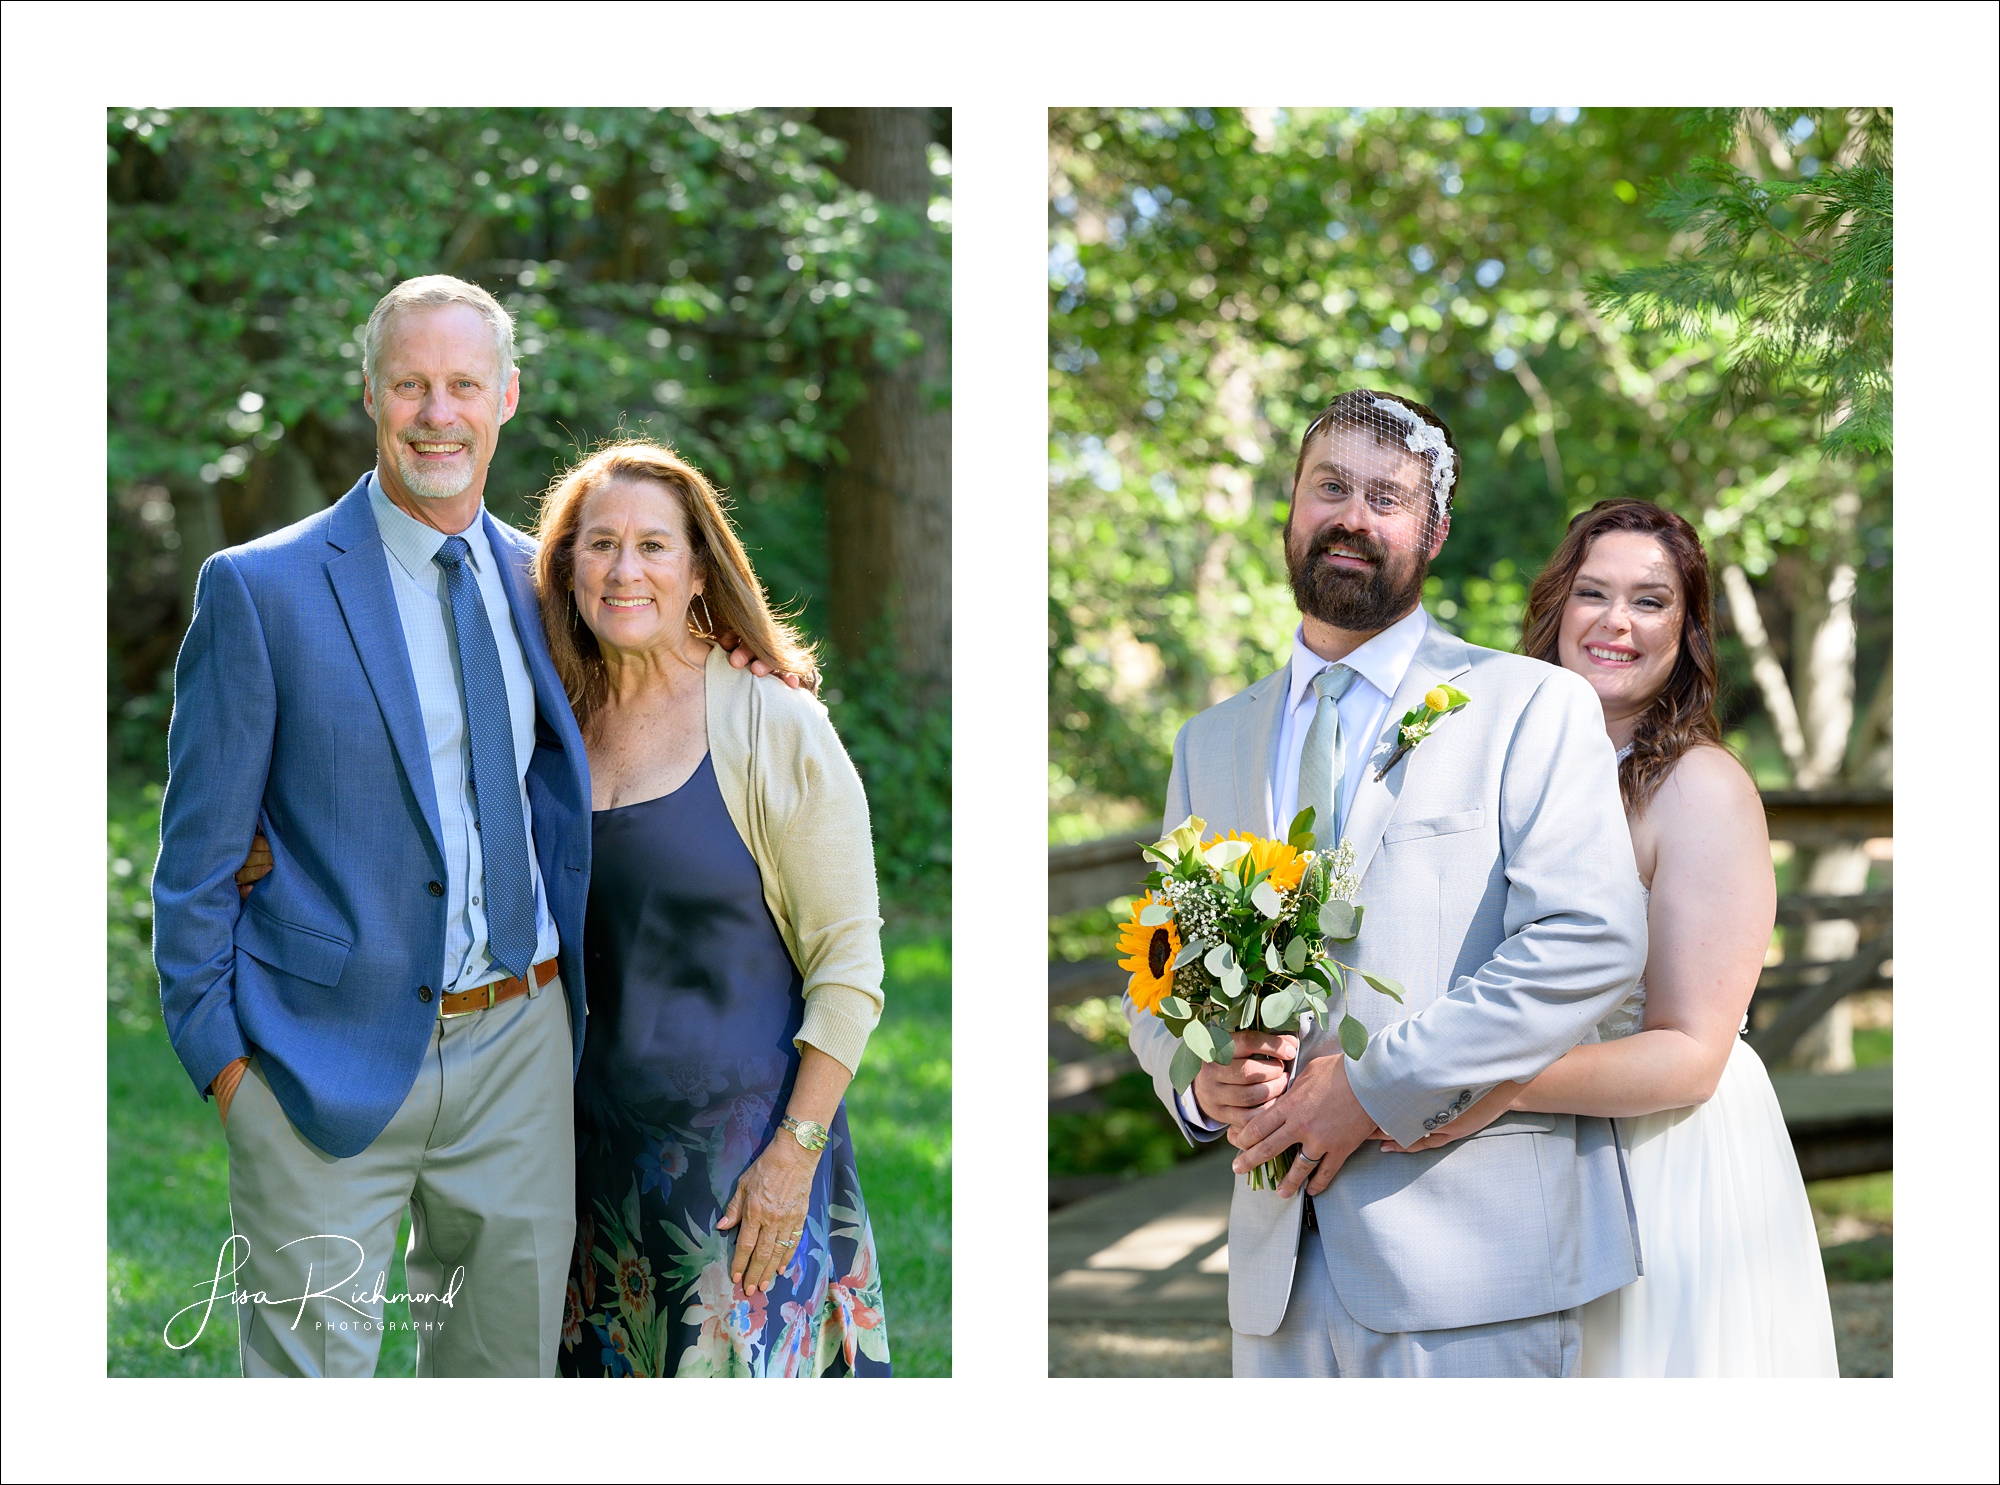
[
  {"xmin": 1048, "ymin": 108, "xmax": 1888, "ymax": 842},
  {"xmin": 108, "ymin": 106, "xmax": 950, "ymax": 900},
  {"xmin": 1596, "ymin": 108, "xmax": 1895, "ymax": 1070}
]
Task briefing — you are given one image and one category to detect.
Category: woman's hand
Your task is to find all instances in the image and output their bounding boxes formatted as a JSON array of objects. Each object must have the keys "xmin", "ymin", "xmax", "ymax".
[
  {"xmin": 235, "ymin": 834, "xmax": 272, "ymax": 898},
  {"xmin": 717, "ymin": 1133, "xmax": 819, "ymax": 1294},
  {"xmin": 1380, "ymin": 1081, "xmax": 1523, "ymax": 1152}
]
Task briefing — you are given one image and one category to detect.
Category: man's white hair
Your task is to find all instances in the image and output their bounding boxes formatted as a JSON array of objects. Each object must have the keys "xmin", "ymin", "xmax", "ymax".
[{"xmin": 362, "ymin": 275, "xmax": 516, "ymax": 401}]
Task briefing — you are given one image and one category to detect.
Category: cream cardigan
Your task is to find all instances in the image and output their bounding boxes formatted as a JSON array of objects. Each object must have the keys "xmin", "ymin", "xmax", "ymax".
[{"xmin": 702, "ymin": 645, "xmax": 884, "ymax": 1075}]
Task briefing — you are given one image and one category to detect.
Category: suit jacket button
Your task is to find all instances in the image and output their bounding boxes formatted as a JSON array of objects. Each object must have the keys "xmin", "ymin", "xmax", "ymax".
[
  {"xmin": 417, "ymin": 985, "xmax": 433, "ymax": 1003},
  {"xmin": 427, "ymin": 881, "xmax": 444, "ymax": 897}
]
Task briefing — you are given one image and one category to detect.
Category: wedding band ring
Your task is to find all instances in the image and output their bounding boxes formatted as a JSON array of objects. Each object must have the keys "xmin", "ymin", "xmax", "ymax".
[
  {"xmin": 1295, "ymin": 1152, "xmax": 1323, "ymax": 1167},
  {"xmin": 777, "ymin": 1234, "xmax": 799, "ymax": 1247}
]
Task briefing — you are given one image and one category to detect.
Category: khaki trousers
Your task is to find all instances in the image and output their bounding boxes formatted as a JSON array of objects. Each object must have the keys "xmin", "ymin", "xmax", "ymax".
[{"xmin": 222, "ymin": 976, "xmax": 574, "ymax": 1377}]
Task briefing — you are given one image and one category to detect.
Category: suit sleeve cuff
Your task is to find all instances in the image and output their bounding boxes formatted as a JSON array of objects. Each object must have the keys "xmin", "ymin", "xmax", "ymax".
[{"xmin": 1180, "ymin": 1086, "xmax": 1225, "ymax": 1134}]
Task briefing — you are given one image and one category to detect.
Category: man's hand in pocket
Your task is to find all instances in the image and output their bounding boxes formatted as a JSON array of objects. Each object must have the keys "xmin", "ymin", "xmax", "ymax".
[{"xmin": 212, "ymin": 1057, "xmax": 250, "ymax": 1125}]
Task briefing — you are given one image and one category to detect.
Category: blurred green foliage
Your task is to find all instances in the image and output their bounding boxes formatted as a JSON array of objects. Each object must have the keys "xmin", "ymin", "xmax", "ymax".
[
  {"xmin": 1049, "ymin": 1071, "xmax": 1207, "ymax": 1180},
  {"xmin": 108, "ymin": 105, "xmax": 949, "ymax": 902},
  {"xmin": 1048, "ymin": 107, "xmax": 1890, "ymax": 828}
]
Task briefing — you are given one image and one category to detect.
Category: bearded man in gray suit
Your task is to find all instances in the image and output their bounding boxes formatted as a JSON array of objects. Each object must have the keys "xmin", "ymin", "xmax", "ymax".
[{"xmin": 1127, "ymin": 389, "xmax": 1647, "ymax": 1377}]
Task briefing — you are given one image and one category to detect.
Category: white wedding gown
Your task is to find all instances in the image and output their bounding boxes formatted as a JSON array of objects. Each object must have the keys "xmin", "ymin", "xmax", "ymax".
[{"xmin": 1578, "ymin": 893, "xmax": 1841, "ymax": 1377}]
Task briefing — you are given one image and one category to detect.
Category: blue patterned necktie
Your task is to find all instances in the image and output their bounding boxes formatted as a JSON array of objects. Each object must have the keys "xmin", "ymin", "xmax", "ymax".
[
  {"xmin": 1296, "ymin": 664, "xmax": 1359, "ymax": 851},
  {"xmin": 433, "ymin": 535, "xmax": 538, "ymax": 982}
]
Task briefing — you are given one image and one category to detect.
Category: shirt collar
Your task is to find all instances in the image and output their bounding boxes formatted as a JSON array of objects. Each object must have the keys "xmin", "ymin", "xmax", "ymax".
[
  {"xmin": 1287, "ymin": 603, "xmax": 1430, "ymax": 712},
  {"xmin": 367, "ymin": 471, "xmax": 492, "ymax": 584}
]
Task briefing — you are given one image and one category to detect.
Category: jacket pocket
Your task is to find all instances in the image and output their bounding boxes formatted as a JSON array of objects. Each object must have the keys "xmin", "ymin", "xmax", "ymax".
[
  {"xmin": 236, "ymin": 901, "xmax": 352, "ymax": 987},
  {"xmin": 1466, "ymin": 1110, "xmax": 1556, "ymax": 1138},
  {"xmin": 1383, "ymin": 806, "xmax": 1485, "ymax": 845}
]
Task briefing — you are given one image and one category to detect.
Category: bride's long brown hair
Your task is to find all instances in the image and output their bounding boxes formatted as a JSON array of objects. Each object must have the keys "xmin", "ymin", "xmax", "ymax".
[{"xmin": 1520, "ymin": 499, "xmax": 1725, "ymax": 813}]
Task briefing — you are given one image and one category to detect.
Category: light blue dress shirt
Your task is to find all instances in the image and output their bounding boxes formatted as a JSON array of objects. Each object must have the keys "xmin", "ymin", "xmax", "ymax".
[{"xmin": 367, "ymin": 475, "xmax": 561, "ymax": 992}]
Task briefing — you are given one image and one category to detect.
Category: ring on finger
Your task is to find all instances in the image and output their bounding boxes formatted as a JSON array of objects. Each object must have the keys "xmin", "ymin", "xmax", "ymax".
[{"xmin": 1294, "ymin": 1151, "xmax": 1323, "ymax": 1168}]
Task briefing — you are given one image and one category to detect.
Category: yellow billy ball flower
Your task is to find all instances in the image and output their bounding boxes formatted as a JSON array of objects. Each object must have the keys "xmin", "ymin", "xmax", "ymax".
[
  {"xmin": 1117, "ymin": 893, "xmax": 1182, "ymax": 1015},
  {"xmin": 1424, "ymin": 686, "xmax": 1451, "ymax": 713}
]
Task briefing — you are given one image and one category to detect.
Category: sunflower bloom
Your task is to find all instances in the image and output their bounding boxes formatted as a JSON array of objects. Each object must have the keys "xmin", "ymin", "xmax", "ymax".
[
  {"xmin": 1222, "ymin": 832, "xmax": 1306, "ymax": 892},
  {"xmin": 1117, "ymin": 893, "xmax": 1182, "ymax": 1014}
]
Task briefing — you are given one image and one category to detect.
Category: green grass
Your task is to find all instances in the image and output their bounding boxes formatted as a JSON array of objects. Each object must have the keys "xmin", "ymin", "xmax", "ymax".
[
  {"xmin": 107, "ymin": 785, "xmax": 950, "ymax": 1377},
  {"xmin": 846, "ymin": 926, "xmax": 952, "ymax": 1376},
  {"xmin": 1808, "ymin": 1171, "xmax": 1893, "ymax": 1283}
]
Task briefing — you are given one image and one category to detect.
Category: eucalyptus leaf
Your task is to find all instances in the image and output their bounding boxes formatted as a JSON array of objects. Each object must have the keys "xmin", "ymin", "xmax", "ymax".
[
  {"xmin": 1237, "ymin": 995, "xmax": 1259, "ymax": 1030},
  {"xmin": 1220, "ymin": 964, "xmax": 1247, "ymax": 997},
  {"xmin": 1321, "ymin": 900, "xmax": 1358, "ymax": 940},
  {"xmin": 1284, "ymin": 936, "xmax": 1307, "ymax": 973},
  {"xmin": 1265, "ymin": 941, "xmax": 1284, "ymax": 974},
  {"xmin": 1138, "ymin": 903, "xmax": 1174, "ymax": 927},
  {"xmin": 1338, "ymin": 1014, "xmax": 1369, "ymax": 1060},
  {"xmin": 1348, "ymin": 904, "xmax": 1365, "ymax": 937},
  {"xmin": 1259, "ymin": 990, "xmax": 1298, "ymax": 1030},
  {"xmin": 1251, "ymin": 880, "xmax": 1283, "ymax": 919},
  {"xmin": 1157, "ymin": 995, "xmax": 1191, "ymax": 1021},
  {"xmin": 1169, "ymin": 1041, "xmax": 1201, "ymax": 1093},
  {"xmin": 1360, "ymin": 970, "xmax": 1406, "ymax": 1004},
  {"xmin": 1203, "ymin": 943, "xmax": 1236, "ymax": 977},
  {"xmin": 1173, "ymin": 938, "xmax": 1207, "ymax": 970}
]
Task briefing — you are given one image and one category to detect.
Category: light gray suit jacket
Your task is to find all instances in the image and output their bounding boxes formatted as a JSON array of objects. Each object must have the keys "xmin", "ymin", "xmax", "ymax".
[{"xmin": 1128, "ymin": 620, "xmax": 1646, "ymax": 1336}]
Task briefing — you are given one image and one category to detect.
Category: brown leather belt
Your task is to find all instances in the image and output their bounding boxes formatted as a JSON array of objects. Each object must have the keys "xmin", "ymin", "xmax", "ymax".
[{"xmin": 440, "ymin": 958, "xmax": 558, "ymax": 1018}]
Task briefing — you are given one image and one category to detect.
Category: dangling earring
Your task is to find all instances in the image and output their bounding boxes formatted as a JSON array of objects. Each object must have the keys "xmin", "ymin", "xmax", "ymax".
[{"xmin": 688, "ymin": 591, "xmax": 716, "ymax": 639}]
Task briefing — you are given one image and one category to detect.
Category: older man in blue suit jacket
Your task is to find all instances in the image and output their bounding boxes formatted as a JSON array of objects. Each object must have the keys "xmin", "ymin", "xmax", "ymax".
[{"xmin": 153, "ymin": 276, "xmax": 595, "ymax": 1377}]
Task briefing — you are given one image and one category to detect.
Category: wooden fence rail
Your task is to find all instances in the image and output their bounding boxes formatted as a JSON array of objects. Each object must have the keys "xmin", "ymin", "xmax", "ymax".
[{"xmin": 1049, "ymin": 791, "xmax": 1891, "ymax": 1179}]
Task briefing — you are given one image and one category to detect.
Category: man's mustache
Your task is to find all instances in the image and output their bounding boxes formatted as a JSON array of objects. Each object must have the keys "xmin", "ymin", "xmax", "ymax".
[
  {"xmin": 1302, "ymin": 526, "xmax": 1388, "ymax": 567},
  {"xmin": 400, "ymin": 426, "xmax": 477, "ymax": 448}
]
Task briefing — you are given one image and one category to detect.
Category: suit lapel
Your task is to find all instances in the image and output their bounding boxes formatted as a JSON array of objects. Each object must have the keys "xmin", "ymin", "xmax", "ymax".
[
  {"xmin": 1342, "ymin": 620, "xmax": 1474, "ymax": 884},
  {"xmin": 323, "ymin": 479, "xmax": 446, "ymax": 862},
  {"xmin": 1229, "ymin": 669, "xmax": 1288, "ymax": 837}
]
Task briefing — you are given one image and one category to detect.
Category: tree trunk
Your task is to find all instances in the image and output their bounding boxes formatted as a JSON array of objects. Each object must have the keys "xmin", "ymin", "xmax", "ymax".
[
  {"xmin": 1724, "ymin": 491, "xmax": 1870, "ymax": 1069},
  {"xmin": 816, "ymin": 108, "xmax": 951, "ymax": 701}
]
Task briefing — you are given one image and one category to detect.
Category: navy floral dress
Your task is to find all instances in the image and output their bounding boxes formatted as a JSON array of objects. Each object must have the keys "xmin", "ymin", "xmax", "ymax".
[{"xmin": 558, "ymin": 754, "xmax": 889, "ymax": 1378}]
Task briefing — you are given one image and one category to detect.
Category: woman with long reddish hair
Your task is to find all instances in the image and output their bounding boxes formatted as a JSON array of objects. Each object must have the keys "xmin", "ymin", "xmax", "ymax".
[
  {"xmin": 534, "ymin": 439, "xmax": 892, "ymax": 1378},
  {"xmin": 1391, "ymin": 498, "xmax": 1837, "ymax": 1377}
]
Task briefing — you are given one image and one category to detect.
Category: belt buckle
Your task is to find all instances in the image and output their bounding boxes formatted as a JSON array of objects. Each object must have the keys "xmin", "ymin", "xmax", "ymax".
[{"xmin": 440, "ymin": 981, "xmax": 500, "ymax": 1019}]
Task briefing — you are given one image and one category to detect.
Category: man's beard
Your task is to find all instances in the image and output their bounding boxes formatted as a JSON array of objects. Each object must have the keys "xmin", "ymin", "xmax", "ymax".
[
  {"xmin": 392, "ymin": 425, "xmax": 480, "ymax": 500},
  {"xmin": 1287, "ymin": 522, "xmax": 1429, "ymax": 633}
]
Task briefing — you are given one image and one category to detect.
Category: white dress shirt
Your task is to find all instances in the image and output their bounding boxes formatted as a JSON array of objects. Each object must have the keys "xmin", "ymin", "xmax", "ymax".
[
  {"xmin": 1268, "ymin": 604, "xmax": 1431, "ymax": 841},
  {"xmin": 368, "ymin": 475, "xmax": 560, "ymax": 992},
  {"xmin": 1182, "ymin": 603, "xmax": 1431, "ymax": 1131}
]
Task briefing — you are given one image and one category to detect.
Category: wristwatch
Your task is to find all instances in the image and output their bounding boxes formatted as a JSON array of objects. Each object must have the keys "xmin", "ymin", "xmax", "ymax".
[{"xmin": 781, "ymin": 1115, "xmax": 829, "ymax": 1153}]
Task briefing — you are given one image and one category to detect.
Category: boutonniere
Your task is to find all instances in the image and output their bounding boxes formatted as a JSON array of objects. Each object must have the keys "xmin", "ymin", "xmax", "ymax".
[{"xmin": 1374, "ymin": 684, "xmax": 1469, "ymax": 781}]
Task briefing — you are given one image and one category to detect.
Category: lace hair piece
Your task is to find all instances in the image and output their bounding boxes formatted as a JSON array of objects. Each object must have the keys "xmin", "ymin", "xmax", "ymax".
[{"xmin": 1370, "ymin": 396, "xmax": 1456, "ymax": 523}]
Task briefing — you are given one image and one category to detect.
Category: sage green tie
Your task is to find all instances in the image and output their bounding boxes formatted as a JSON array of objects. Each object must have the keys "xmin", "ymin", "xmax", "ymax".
[{"xmin": 1296, "ymin": 664, "xmax": 1358, "ymax": 851}]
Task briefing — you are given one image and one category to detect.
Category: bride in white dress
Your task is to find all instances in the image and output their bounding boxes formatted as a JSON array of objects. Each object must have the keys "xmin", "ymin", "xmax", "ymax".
[{"xmin": 1392, "ymin": 498, "xmax": 1839, "ymax": 1376}]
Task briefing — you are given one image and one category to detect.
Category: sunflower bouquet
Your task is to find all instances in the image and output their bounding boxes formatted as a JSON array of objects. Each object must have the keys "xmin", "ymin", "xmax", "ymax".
[{"xmin": 1119, "ymin": 809, "xmax": 1405, "ymax": 1190}]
